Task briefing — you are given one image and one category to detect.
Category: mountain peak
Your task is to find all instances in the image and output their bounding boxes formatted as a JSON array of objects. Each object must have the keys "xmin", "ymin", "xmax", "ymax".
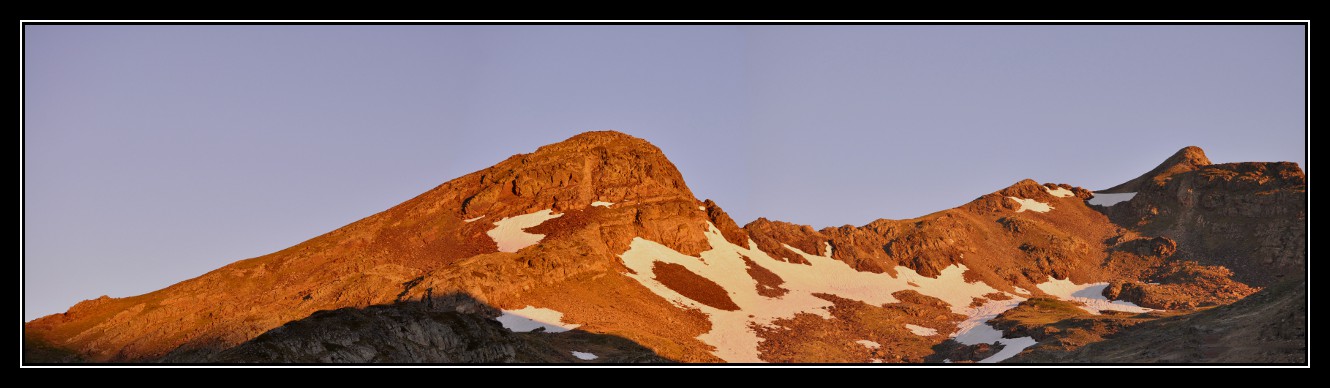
[
  {"xmin": 451, "ymin": 130, "xmax": 693, "ymax": 218},
  {"xmin": 1174, "ymin": 145, "xmax": 1210, "ymax": 161},
  {"xmin": 533, "ymin": 131, "xmax": 662, "ymax": 155},
  {"xmin": 561, "ymin": 130, "xmax": 645, "ymax": 145},
  {"xmin": 1100, "ymin": 146, "xmax": 1212, "ymax": 193}
]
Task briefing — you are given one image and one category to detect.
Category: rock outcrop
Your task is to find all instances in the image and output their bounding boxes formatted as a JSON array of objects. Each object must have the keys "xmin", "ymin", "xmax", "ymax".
[{"xmin": 1102, "ymin": 152, "xmax": 1305, "ymax": 286}]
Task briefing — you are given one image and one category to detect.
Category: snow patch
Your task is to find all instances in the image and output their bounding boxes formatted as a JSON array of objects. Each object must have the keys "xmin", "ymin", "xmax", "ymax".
[
  {"xmin": 905, "ymin": 324, "xmax": 938, "ymax": 336},
  {"xmin": 952, "ymin": 297, "xmax": 1037, "ymax": 363},
  {"xmin": 1044, "ymin": 186, "xmax": 1075, "ymax": 198},
  {"xmin": 699, "ymin": 205, "xmax": 707, "ymax": 211},
  {"xmin": 1087, "ymin": 192, "xmax": 1137, "ymax": 207},
  {"xmin": 1013, "ymin": 287, "xmax": 1032, "ymax": 295},
  {"xmin": 496, "ymin": 306, "xmax": 580, "ymax": 333},
  {"xmin": 1036, "ymin": 278, "xmax": 1153, "ymax": 315},
  {"xmin": 978, "ymin": 336, "xmax": 1038, "ymax": 363},
  {"xmin": 856, "ymin": 340, "xmax": 881, "ymax": 349},
  {"xmin": 571, "ymin": 351, "xmax": 598, "ymax": 360},
  {"xmin": 618, "ymin": 224, "xmax": 1009, "ymax": 363},
  {"xmin": 463, "ymin": 216, "xmax": 485, "ymax": 223},
  {"xmin": 486, "ymin": 210, "xmax": 563, "ymax": 252},
  {"xmin": 952, "ymin": 298, "xmax": 1023, "ymax": 345},
  {"xmin": 1007, "ymin": 197, "xmax": 1053, "ymax": 213},
  {"xmin": 591, "ymin": 201, "xmax": 615, "ymax": 208}
]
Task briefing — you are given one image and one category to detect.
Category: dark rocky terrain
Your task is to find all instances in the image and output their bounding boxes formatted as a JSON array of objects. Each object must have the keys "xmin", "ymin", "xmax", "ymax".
[
  {"xmin": 1009, "ymin": 276, "xmax": 1306, "ymax": 363},
  {"xmin": 166, "ymin": 294, "xmax": 670, "ymax": 364}
]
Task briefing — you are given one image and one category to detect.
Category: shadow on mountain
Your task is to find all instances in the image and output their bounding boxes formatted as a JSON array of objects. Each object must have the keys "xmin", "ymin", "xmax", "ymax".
[
  {"xmin": 1007, "ymin": 275, "xmax": 1306, "ymax": 364},
  {"xmin": 156, "ymin": 292, "xmax": 674, "ymax": 364}
]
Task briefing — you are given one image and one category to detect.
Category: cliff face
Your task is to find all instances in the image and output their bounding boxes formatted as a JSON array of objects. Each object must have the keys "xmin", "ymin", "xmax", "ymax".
[{"xmin": 1102, "ymin": 160, "xmax": 1306, "ymax": 286}]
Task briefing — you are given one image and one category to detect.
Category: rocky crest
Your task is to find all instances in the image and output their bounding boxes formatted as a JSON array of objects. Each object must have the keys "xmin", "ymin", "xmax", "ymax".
[
  {"xmin": 1100, "ymin": 146, "xmax": 1212, "ymax": 193},
  {"xmin": 747, "ymin": 179, "xmax": 1153, "ymax": 292}
]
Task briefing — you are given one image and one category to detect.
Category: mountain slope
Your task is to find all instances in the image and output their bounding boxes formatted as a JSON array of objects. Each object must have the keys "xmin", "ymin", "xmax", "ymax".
[
  {"xmin": 26, "ymin": 131, "xmax": 733, "ymax": 361},
  {"xmin": 24, "ymin": 133, "xmax": 1305, "ymax": 363}
]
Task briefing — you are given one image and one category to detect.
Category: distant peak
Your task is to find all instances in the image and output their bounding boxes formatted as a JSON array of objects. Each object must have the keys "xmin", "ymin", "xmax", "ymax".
[
  {"xmin": 1170, "ymin": 146, "xmax": 1212, "ymax": 167},
  {"xmin": 1101, "ymin": 146, "xmax": 1212, "ymax": 193}
]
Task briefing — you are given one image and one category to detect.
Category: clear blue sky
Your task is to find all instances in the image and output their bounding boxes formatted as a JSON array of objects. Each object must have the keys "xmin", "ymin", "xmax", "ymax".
[{"xmin": 23, "ymin": 25, "xmax": 1305, "ymax": 320}]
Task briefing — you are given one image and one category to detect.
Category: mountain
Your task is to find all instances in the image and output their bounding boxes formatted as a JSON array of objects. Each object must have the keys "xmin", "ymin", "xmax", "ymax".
[
  {"xmin": 23, "ymin": 131, "xmax": 1307, "ymax": 364},
  {"xmin": 1099, "ymin": 146, "xmax": 1212, "ymax": 193}
]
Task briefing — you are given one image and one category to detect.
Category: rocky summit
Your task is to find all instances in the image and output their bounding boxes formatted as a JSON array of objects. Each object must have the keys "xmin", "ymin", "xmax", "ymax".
[{"xmin": 23, "ymin": 131, "xmax": 1307, "ymax": 364}]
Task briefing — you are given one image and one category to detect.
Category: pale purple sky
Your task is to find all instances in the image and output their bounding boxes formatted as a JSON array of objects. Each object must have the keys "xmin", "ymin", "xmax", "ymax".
[{"xmin": 23, "ymin": 25, "xmax": 1305, "ymax": 320}]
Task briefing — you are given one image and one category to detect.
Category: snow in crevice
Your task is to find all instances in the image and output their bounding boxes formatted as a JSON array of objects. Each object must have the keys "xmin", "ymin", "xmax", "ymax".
[
  {"xmin": 614, "ymin": 223, "xmax": 1130, "ymax": 363},
  {"xmin": 618, "ymin": 223, "xmax": 1012, "ymax": 363},
  {"xmin": 486, "ymin": 209, "xmax": 563, "ymax": 252},
  {"xmin": 591, "ymin": 201, "xmax": 615, "ymax": 208},
  {"xmin": 1087, "ymin": 192, "xmax": 1136, "ymax": 207},
  {"xmin": 464, "ymin": 216, "xmax": 485, "ymax": 223},
  {"xmin": 905, "ymin": 324, "xmax": 938, "ymax": 336},
  {"xmin": 496, "ymin": 306, "xmax": 581, "ymax": 333},
  {"xmin": 1035, "ymin": 278, "xmax": 1153, "ymax": 315},
  {"xmin": 1044, "ymin": 186, "xmax": 1075, "ymax": 198},
  {"xmin": 571, "ymin": 351, "xmax": 598, "ymax": 360},
  {"xmin": 1008, "ymin": 197, "xmax": 1053, "ymax": 213},
  {"xmin": 856, "ymin": 340, "xmax": 881, "ymax": 349}
]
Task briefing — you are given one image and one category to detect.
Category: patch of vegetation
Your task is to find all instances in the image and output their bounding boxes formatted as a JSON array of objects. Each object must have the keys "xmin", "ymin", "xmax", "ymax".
[{"xmin": 994, "ymin": 298, "xmax": 1088, "ymax": 328}]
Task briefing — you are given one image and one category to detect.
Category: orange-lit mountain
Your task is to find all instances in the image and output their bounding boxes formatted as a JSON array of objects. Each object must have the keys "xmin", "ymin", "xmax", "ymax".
[{"xmin": 23, "ymin": 131, "xmax": 1306, "ymax": 364}]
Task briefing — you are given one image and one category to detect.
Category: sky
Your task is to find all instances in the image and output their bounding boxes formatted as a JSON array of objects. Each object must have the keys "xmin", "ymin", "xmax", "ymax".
[{"xmin": 22, "ymin": 25, "xmax": 1305, "ymax": 320}]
